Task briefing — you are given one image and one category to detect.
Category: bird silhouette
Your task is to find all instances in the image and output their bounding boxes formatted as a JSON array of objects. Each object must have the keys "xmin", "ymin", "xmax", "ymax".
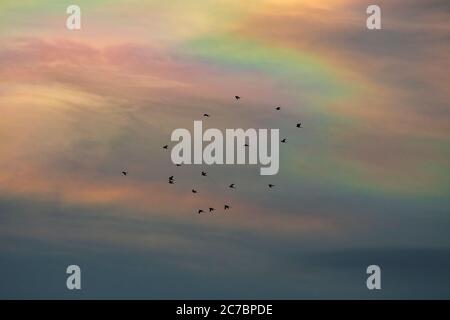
[
  {"xmin": 162, "ymin": 93, "xmax": 293, "ymax": 215},
  {"xmin": 121, "ymin": 171, "xmax": 128, "ymax": 176},
  {"xmin": 296, "ymin": 123, "xmax": 302, "ymax": 128}
]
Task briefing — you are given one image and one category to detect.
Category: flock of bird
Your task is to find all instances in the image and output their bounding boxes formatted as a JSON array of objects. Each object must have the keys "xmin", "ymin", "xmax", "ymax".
[{"xmin": 123, "ymin": 95, "xmax": 303, "ymax": 214}]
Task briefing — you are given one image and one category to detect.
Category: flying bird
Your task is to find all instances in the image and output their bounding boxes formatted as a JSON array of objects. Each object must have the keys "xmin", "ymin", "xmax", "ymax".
[
  {"xmin": 201, "ymin": 171, "xmax": 207, "ymax": 177},
  {"xmin": 198, "ymin": 209, "xmax": 204, "ymax": 214},
  {"xmin": 235, "ymin": 95, "xmax": 240, "ymax": 100},
  {"xmin": 229, "ymin": 184, "xmax": 236, "ymax": 189},
  {"xmin": 175, "ymin": 163, "xmax": 182, "ymax": 167},
  {"xmin": 244, "ymin": 143, "xmax": 249, "ymax": 147},
  {"xmin": 275, "ymin": 106, "xmax": 281, "ymax": 110},
  {"xmin": 169, "ymin": 180, "xmax": 175, "ymax": 184},
  {"xmin": 224, "ymin": 205, "xmax": 230, "ymax": 210},
  {"xmin": 268, "ymin": 184, "xmax": 275, "ymax": 188},
  {"xmin": 121, "ymin": 171, "xmax": 128, "ymax": 176},
  {"xmin": 209, "ymin": 207, "xmax": 215, "ymax": 213},
  {"xmin": 296, "ymin": 123, "xmax": 302, "ymax": 128},
  {"xmin": 192, "ymin": 189, "xmax": 197, "ymax": 193},
  {"xmin": 281, "ymin": 138, "xmax": 287, "ymax": 143},
  {"xmin": 169, "ymin": 176, "xmax": 174, "ymax": 180},
  {"xmin": 203, "ymin": 113, "xmax": 210, "ymax": 117},
  {"xmin": 163, "ymin": 145, "xmax": 168, "ymax": 149}
]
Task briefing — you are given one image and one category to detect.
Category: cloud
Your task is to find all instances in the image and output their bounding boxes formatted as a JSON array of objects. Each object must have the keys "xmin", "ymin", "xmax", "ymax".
[{"xmin": 0, "ymin": 0, "xmax": 449, "ymax": 298}]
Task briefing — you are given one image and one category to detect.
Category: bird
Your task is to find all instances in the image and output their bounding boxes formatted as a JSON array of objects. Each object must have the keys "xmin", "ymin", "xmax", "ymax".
[
  {"xmin": 201, "ymin": 171, "xmax": 207, "ymax": 177},
  {"xmin": 192, "ymin": 189, "xmax": 197, "ymax": 193},
  {"xmin": 244, "ymin": 143, "xmax": 249, "ymax": 147},
  {"xmin": 275, "ymin": 106, "xmax": 281, "ymax": 110},
  {"xmin": 163, "ymin": 145, "xmax": 168, "ymax": 149},
  {"xmin": 281, "ymin": 138, "xmax": 287, "ymax": 143},
  {"xmin": 121, "ymin": 171, "xmax": 128, "ymax": 176},
  {"xmin": 229, "ymin": 184, "xmax": 236, "ymax": 189},
  {"xmin": 209, "ymin": 207, "xmax": 215, "ymax": 213},
  {"xmin": 175, "ymin": 163, "xmax": 182, "ymax": 167},
  {"xmin": 169, "ymin": 180, "xmax": 175, "ymax": 184},
  {"xmin": 203, "ymin": 113, "xmax": 210, "ymax": 117},
  {"xmin": 198, "ymin": 209, "xmax": 204, "ymax": 214},
  {"xmin": 296, "ymin": 123, "xmax": 302, "ymax": 128},
  {"xmin": 268, "ymin": 184, "xmax": 275, "ymax": 188},
  {"xmin": 235, "ymin": 96, "xmax": 240, "ymax": 100},
  {"xmin": 169, "ymin": 176, "xmax": 174, "ymax": 180},
  {"xmin": 224, "ymin": 205, "xmax": 230, "ymax": 210}
]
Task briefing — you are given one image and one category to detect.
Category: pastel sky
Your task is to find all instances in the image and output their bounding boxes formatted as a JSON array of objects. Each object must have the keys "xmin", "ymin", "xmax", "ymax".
[{"xmin": 0, "ymin": 0, "xmax": 449, "ymax": 298}]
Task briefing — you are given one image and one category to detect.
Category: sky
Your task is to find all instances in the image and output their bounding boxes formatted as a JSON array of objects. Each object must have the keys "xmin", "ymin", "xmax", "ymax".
[{"xmin": 0, "ymin": 0, "xmax": 449, "ymax": 299}]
